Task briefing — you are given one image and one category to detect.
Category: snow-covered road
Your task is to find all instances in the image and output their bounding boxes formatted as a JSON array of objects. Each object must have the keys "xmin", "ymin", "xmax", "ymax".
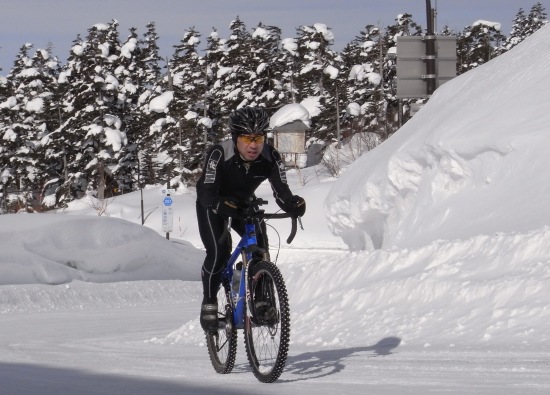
[{"xmin": 2, "ymin": 281, "xmax": 549, "ymax": 395}]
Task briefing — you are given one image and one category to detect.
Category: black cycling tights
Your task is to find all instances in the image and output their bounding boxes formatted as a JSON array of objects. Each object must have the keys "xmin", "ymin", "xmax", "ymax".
[{"xmin": 196, "ymin": 202, "xmax": 268, "ymax": 301}]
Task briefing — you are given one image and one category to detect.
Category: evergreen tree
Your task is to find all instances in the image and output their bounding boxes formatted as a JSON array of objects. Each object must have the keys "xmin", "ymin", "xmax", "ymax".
[
  {"xmin": 61, "ymin": 21, "xmax": 128, "ymax": 200},
  {"xmin": 203, "ymin": 28, "xmax": 226, "ymax": 141},
  {"xmin": 505, "ymin": 7, "xmax": 529, "ymax": 51},
  {"xmin": 0, "ymin": 51, "xmax": 19, "ymax": 200},
  {"xmin": 210, "ymin": 16, "xmax": 254, "ymax": 129},
  {"xmin": 341, "ymin": 25, "xmax": 383, "ymax": 137},
  {"xmin": 114, "ymin": 26, "xmax": 149, "ymax": 194},
  {"xmin": 0, "ymin": 44, "xmax": 62, "ymax": 210},
  {"xmin": 168, "ymin": 27, "xmax": 207, "ymax": 180},
  {"xmin": 0, "ymin": 44, "xmax": 35, "ymax": 207},
  {"xmin": 40, "ymin": 66, "xmax": 71, "ymax": 207},
  {"xmin": 28, "ymin": 49, "xmax": 64, "ymax": 208},
  {"xmin": 249, "ymin": 23, "xmax": 285, "ymax": 111},
  {"xmin": 142, "ymin": 22, "xmax": 164, "ymax": 88},
  {"xmin": 294, "ymin": 23, "xmax": 340, "ymax": 140},
  {"xmin": 278, "ymin": 37, "xmax": 301, "ymax": 104},
  {"xmin": 526, "ymin": 2, "xmax": 548, "ymax": 34},
  {"xmin": 45, "ymin": 33, "xmax": 89, "ymax": 202},
  {"xmin": 136, "ymin": 22, "xmax": 164, "ymax": 187},
  {"xmin": 505, "ymin": 3, "xmax": 548, "ymax": 51},
  {"xmin": 457, "ymin": 21, "xmax": 507, "ymax": 74}
]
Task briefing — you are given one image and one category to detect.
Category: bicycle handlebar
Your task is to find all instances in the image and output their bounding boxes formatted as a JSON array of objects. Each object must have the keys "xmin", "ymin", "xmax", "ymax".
[
  {"xmin": 263, "ymin": 212, "xmax": 298, "ymax": 244},
  {"xmin": 218, "ymin": 197, "xmax": 301, "ymax": 245}
]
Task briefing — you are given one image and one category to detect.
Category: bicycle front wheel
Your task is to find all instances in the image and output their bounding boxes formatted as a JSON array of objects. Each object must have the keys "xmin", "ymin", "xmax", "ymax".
[
  {"xmin": 205, "ymin": 282, "xmax": 238, "ymax": 374},
  {"xmin": 244, "ymin": 261, "xmax": 290, "ymax": 383}
]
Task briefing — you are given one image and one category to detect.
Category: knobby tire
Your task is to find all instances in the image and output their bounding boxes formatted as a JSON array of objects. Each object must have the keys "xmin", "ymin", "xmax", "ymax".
[
  {"xmin": 205, "ymin": 282, "xmax": 238, "ymax": 374},
  {"xmin": 244, "ymin": 260, "xmax": 290, "ymax": 383}
]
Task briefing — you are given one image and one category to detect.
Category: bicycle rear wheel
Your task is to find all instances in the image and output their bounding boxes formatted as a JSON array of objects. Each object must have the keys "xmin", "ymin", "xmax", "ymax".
[
  {"xmin": 205, "ymin": 281, "xmax": 238, "ymax": 374},
  {"xmin": 244, "ymin": 261, "xmax": 290, "ymax": 383}
]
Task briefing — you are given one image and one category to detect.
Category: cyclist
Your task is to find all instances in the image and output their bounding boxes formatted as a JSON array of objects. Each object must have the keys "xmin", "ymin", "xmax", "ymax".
[{"xmin": 196, "ymin": 106, "xmax": 306, "ymax": 333}]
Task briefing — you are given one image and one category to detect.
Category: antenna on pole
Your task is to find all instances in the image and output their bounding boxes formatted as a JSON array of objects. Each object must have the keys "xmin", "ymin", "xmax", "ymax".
[{"xmin": 433, "ymin": 0, "xmax": 438, "ymax": 32}]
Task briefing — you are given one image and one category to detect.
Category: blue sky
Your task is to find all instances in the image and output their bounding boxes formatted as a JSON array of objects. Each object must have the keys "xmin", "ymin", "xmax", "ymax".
[{"xmin": 0, "ymin": 0, "xmax": 545, "ymax": 72}]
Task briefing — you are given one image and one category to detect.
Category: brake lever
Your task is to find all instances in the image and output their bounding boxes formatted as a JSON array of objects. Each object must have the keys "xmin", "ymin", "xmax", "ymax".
[{"xmin": 298, "ymin": 216, "xmax": 304, "ymax": 230}]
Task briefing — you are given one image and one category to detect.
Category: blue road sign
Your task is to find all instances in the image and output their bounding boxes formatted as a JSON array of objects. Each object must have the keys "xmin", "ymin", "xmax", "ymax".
[{"xmin": 163, "ymin": 196, "xmax": 173, "ymax": 206}]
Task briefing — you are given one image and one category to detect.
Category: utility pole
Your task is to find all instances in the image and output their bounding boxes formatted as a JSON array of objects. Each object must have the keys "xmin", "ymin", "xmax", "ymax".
[
  {"xmin": 425, "ymin": 0, "xmax": 437, "ymax": 95},
  {"xmin": 137, "ymin": 156, "xmax": 144, "ymax": 225},
  {"xmin": 378, "ymin": 28, "xmax": 388, "ymax": 139},
  {"xmin": 203, "ymin": 60, "xmax": 208, "ymax": 146},
  {"xmin": 335, "ymin": 84, "xmax": 341, "ymax": 148},
  {"xmin": 57, "ymin": 106, "xmax": 68, "ymax": 182}
]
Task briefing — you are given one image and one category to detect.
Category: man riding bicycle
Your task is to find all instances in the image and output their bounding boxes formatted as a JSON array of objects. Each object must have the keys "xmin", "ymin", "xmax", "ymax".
[{"xmin": 195, "ymin": 106, "xmax": 306, "ymax": 333}]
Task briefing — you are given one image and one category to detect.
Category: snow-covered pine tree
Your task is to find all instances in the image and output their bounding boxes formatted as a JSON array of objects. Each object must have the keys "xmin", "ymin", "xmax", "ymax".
[
  {"xmin": 505, "ymin": 2, "xmax": 548, "ymax": 51},
  {"xmin": 142, "ymin": 22, "xmax": 164, "ymax": 88},
  {"xmin": 166, "ymin": 27, "xmax": 207, "ymax": 182},
  {"xmin": 62, "ymin": 21, "xmax": 128, "ymax": 200},
  {"xmin": 203, "ymin": 28, "xmax": 226, "ymax": 141},
  {"xmin": 26, "ymin": 48, "xmax": 64, "ymax": 209},
  {"xmin": 39, "ymin": 58, "xmax": 71, "ymax": 208},
  {"xmin": 526, "ymin": 2, "xmax": 548, "ymax": 34},
  {"xmin": 340, "ymin": 24, "xmax": 384, "ymax": 139},
  {"xmin": 457, "ymin": 20, "xmax": 507, "ymax": 74},
  {"xmin": 278, "ymin": 36, "xmax": 300, "ymax": 105},
  {"xmin": 505, "ymin": 7, "xmax": 529, "ymax": 51},
  {"xmin": 0, "ymin": 45, "xmax": 30, "ymax": 201},
  {"xmin": 43, "ymin": 33, "xmax": 90, "ymax": 202},
  {"xmin": 210, "ymin": 16, "xmax": 254, "ymax": 130},
  {"xmin": 0, "ymin": 44, "xmax": 34, "ymax": 199},
  {"xmin": 0, "ymin": 44, "xmax": 60, "ymax": 210},
  {"xmin": 113, "ymin": 26, "xmax": 149, "ymax": 194},
  {"xmin": 136, "ymin": 22, "xmax": 164, "ymax": 187},
  {"xmin": 249, "ymin": 23, "xmax": 285, "ymax": 111},
  {"xmin": 294, "ymin": 23, "xmax": 339, "ymax": 141}
]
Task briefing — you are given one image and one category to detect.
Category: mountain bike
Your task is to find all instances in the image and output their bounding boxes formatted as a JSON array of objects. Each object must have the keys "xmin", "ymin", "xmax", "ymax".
[{"xmin": 205, "ymin": 197, "xmax": 300, "ymax": 383}]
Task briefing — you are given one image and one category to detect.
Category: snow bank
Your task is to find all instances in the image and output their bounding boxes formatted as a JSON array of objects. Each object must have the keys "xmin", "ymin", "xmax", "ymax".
[
  {"xmin": 325, "ymin": 24, "xmax": 550, "ymax": 251},
  {"xmin": 0, "ymin": 214, "xmax": 202, "ymax": 285}
]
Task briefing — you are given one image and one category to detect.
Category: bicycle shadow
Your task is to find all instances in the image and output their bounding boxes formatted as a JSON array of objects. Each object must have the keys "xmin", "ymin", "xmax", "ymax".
[{"xmin": 280, "ymin": 336, "xmax": 402, "ymax": 383}]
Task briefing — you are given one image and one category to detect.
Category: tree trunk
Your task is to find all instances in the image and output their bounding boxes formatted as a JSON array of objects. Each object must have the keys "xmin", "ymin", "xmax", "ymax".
[{"xmin": 97, "ymin": 161, "xmax": 105, "ymax": 200}]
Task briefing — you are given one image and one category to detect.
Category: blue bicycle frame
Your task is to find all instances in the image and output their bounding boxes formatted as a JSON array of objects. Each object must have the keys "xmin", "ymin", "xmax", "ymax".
[
  {"xmin": 222, "ymin": 218, "xmax": 266, "ymax": 329},
  {"xmin": 218, "ymin": 199, "xmax": 298, "ymax": 330}
]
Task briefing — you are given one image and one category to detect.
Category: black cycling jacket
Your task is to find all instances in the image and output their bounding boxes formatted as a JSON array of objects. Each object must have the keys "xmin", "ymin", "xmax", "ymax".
[{"xmin": 196, "ymin": 139, "xmax": 293, "ymax": 210}]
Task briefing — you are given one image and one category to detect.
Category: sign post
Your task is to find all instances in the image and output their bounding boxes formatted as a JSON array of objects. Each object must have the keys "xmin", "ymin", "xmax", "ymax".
[
  {"xmin": 395, "ymin": 1, "xmax": 456, "ymax": 100},
  {"xmin": 161, "ymin": 189, "xmax": 174, "ymax": 239}
]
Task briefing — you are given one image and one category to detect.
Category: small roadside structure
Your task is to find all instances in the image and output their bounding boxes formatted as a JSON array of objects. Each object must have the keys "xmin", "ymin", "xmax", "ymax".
[{"xmin": 270, "ymin": 104, "xmax": 311, "ymax": 168}]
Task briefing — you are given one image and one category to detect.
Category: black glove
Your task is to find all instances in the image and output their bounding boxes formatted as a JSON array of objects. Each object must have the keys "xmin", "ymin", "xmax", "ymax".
[
  {"xmin": 283, "ymin": 195, "xmax": 306, "ymax": 217},
  {"xmin": 213, "ymin": 198, "xmax": 242, "ymax": 219}
]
